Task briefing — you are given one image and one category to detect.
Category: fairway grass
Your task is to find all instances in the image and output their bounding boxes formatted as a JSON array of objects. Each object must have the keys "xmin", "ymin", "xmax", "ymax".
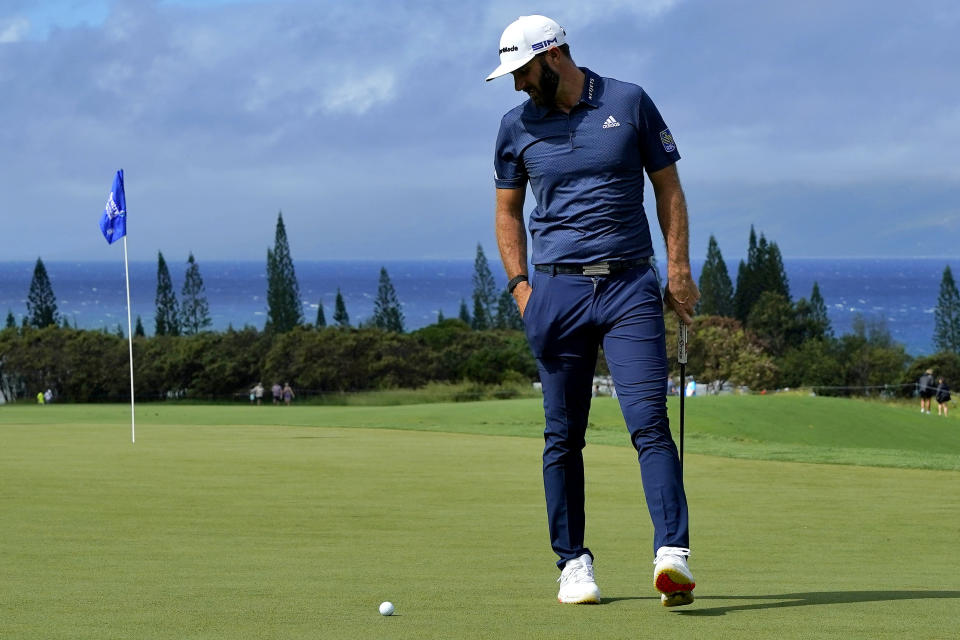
[{"xmin": 2, "ymin": 401, "xmax": 959, "ymax": 638}]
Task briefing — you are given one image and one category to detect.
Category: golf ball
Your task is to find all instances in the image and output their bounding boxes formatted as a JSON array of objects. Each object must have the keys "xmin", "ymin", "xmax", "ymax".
[{"xmin": 379, "ymin": 601, "xmax": 395, "ymax": 616}]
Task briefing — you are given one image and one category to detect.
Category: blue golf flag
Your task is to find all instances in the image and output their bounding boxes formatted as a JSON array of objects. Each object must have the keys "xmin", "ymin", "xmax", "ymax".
[{"xmin": 99, "ymin": 169, "xmax": 127, "ymax": 244}]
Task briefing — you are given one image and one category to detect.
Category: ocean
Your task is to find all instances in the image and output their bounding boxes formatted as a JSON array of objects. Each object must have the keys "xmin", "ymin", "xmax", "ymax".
[{"xmin": 1, "ymin": 258, "xmax": 957, "ymax": 357}]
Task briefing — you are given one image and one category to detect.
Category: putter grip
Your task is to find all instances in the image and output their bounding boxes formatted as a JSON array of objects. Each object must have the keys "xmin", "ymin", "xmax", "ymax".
[{"xmin": 678, "ymin": 321, "xmax": 688, "ymax": 364}]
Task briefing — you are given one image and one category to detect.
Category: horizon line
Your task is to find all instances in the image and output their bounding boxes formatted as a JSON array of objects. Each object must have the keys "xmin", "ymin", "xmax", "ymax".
[{"xmin": 2, "ymin": 255, "xmax": 959, "ymax": 265}]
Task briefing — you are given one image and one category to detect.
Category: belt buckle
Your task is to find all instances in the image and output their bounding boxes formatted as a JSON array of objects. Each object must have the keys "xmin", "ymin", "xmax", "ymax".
[{"xmin": 582, "ymin": 262, "xmax": 611, "ymax": 276}]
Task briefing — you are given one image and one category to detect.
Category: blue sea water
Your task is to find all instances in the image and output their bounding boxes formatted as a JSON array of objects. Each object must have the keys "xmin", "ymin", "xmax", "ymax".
[{"xmin": 0, "ymin": 258, "xmax": 957, "ymax": 357}]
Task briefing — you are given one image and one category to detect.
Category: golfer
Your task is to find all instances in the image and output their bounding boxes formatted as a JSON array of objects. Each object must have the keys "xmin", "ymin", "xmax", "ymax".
[{"xmin": 488, "ymin": 15, "xmax": 699, "ymax": 607}]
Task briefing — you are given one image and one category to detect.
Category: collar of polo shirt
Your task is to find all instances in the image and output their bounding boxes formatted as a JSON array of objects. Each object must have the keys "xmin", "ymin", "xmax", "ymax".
[{"xmin": 529, "ymin": 68, "xmax": 602, "ymax": 119}]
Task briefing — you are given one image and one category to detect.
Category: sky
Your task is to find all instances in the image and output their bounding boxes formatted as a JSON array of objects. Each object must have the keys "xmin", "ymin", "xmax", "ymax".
[{"xmin": 1, "ymin": 0, "xmax": 958, "ymax": 264}]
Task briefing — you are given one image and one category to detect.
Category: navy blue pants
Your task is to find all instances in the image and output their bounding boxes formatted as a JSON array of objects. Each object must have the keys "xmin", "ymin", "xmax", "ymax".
[{"xmin": 523, "ymin": 264, "xmax": 689, "ymax": 568}]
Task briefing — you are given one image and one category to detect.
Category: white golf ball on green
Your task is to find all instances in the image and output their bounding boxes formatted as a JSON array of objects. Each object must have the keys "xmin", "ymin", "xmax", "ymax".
[{"xmin": 379, "ymin": 601, "xmax": 395, "ymax": 616}]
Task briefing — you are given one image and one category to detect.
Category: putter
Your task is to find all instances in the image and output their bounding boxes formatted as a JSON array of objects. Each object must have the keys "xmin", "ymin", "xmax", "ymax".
[{"xmin": 677, "ymin": 320, "xmax": 688, "ymax": 467}]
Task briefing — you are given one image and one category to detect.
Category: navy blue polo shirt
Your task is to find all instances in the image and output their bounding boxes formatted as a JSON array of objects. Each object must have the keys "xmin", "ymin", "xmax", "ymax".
[{"xmin": 494, "ymin": 68, "xmax": 680, "ymax": 264}]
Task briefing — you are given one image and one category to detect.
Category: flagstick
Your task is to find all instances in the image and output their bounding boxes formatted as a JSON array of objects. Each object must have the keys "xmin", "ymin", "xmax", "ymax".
[{"xmin": 122, "ymin": 236, "xmax": 136, "ymax": 443}]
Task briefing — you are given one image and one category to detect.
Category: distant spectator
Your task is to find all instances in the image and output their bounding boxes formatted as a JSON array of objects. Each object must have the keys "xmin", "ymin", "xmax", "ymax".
[
  {"xmin": 36, "ymin": 391, "xmax": 44, "ymax": 404},
  {"xmin": 685, "ymin": 378, "xmax": 697, "ymax": 397},
  {"xmin": 282, "ymin": 383, "xmax": 295, "ymax": 406},
  {"xmin": 44, "ymin": 389, "xmax": 53, "ymax": 404},
  {"xmin": 918, "ymin": 369, "xmax": 935, "ymax": 414},
  {"xmin": 936, "ymin": 377, "xmax": 951, "ymax": 417},
  {"xmin": 272, "ymin": 382, "xmax": 282, "ymax": 405},
  {"xmin": 592, "ymin": 384, "xmax": 599, "ymax": 398},
  {"xmin": 250, "ymin": 382, "xmax": 265, "ymax": 406},
  {"xmin": 667, "ymin": 377, "xmax": 677, "ymax": 396}
]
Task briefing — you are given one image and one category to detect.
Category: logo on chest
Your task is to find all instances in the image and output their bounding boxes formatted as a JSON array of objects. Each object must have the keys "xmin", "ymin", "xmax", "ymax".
[{"xmin": 602, "ymin": 115, "xmax": 620, "ymax": 129}]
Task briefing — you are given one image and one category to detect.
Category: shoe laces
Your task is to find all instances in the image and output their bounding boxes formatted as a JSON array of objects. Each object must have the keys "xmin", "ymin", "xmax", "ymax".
[
  {"xmin": 558, "ymin": 558, "xmax": 595, "ymax": 584},
  {"xmin": 654, "ymin": 546, "xmax": 691, "ymax": 564}
]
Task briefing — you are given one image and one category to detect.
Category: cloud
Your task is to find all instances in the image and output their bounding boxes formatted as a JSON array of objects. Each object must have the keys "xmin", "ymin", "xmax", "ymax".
[
  {"xmin": 0, "ymin": 17, "xmax": 29, "ymax": 43},
  {"xmin": 0, "ymin": 0, "xmax": 957, "ymax": 262}
]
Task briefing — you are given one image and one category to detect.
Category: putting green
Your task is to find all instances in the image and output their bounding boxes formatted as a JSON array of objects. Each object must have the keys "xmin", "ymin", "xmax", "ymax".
[{"xmin": 1, "ymin": 406, "xmax": 958, "ymax": 638}]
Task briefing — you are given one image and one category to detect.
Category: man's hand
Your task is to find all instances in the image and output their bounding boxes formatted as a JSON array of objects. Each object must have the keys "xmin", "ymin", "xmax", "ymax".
[
  {"xmin": 664, "ymin": 271, "xmax": 699, "ymax": 325},
  {"xmin": 512, "ymin": 281, "xmax": 533, "ymax": 317}
]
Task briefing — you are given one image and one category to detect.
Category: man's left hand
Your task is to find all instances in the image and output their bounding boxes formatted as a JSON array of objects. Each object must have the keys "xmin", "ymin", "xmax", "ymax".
[{"xmin": 664, "ymin": 271, "xmax": 699, "ymax": 325}]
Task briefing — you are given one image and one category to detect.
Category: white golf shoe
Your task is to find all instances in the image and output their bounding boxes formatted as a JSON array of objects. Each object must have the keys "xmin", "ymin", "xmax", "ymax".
[
  {"xmin": 557, "ymin": 553, "xmax": 601, "ymax": 604},
  {"xmin": 653, "ymin": 546, "xmax": 695, "ymax": 607}
]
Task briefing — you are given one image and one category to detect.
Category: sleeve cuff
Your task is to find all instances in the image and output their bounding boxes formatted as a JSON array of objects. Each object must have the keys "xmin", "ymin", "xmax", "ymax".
[{"xmin": 495, "ymin": 178, "xmax": 526, "ymax": 189}]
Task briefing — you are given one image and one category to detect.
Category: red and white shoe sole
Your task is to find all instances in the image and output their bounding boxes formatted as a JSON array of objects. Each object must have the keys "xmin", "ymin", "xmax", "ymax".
[{"xmin": 655, "ymin": 570, "xmax": 695, "ymax": 594}]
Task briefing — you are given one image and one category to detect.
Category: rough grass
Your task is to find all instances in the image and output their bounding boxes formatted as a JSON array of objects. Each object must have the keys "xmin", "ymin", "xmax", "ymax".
[{"xmin": 8, "ymin": 393, "xmax": 956, "ymax": 470}]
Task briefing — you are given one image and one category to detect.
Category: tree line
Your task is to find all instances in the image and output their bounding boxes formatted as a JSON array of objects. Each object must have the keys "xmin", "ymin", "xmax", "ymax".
[
  {"xmin": 679, "ymin": 226, "xmax": 960, "ymax": 395},
  {"xmin": 4, "ymin": 219, "xmax": 959, "ymax": 403},
  {"xmin": 0, "ymin": 321, "xmax": 535, "ymax": 403}
]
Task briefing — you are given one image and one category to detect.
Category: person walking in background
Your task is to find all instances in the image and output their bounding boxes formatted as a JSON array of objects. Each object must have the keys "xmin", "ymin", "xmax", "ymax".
[
  {"xmin": 936, "ymin": 377, "xmax": 951, "ymax": 417},
  {"xmin": 251, "ymin": 382, "xmax": 264, "ymax": 406},
  {"xmin": 489, "ymin": 15, "xmax": 698, "ymax": 607},
  {"xmin": 271, "ymin": 382, "xmax": 282, "ymax": 405},
  {"xmin": 282, "ymin": 383, "xmax": 295, "ymax": 406},
  {"xmin": 918, "ymin": 369, "xmax": 935, "ymax": 414}
]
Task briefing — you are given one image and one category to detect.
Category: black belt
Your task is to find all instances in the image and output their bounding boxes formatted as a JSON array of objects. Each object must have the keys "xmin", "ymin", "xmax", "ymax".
[{"xmin": 534, "ymin": 257, "xmax": 651, "ymax": 276}]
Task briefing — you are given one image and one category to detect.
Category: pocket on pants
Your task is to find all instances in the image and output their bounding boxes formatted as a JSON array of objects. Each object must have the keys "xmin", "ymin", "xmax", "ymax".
[{"xmin": 523, "ymin": 273, "xmax": 548, "ymax": 358}]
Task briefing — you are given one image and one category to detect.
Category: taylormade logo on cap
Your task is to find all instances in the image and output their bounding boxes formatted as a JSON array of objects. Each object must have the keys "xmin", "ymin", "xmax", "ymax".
[{"xmin": 486, "ymin": 15, "xmax": 566, "ymax": 82}]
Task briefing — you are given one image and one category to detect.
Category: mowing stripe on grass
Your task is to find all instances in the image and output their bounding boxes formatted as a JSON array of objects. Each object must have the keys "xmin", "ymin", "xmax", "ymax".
[{"xmin": 1, "ymin": 420, "xmax": 958, "ymax": 638}]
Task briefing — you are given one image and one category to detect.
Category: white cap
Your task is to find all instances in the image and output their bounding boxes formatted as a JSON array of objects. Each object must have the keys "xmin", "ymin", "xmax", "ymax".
[{"xmin": 486, "ymin": 15, "xmax": 566, "ymax": 82}]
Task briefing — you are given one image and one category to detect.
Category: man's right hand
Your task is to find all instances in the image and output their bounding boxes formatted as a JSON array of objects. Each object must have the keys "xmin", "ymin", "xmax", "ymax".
[{"xmin": 513, "ymin": 281, "xmax": 533, "ymax": 318}]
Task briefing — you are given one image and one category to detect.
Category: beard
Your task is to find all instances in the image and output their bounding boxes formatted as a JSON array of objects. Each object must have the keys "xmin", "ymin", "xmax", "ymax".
[{"xmin": 528, "ymin": 57, "xmax": 560, "ymax": 109}]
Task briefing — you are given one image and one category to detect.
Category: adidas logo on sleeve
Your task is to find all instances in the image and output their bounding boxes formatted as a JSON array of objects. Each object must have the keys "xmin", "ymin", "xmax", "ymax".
[{"xmin": 602, "ymin": 115, "xmax": 620, "ymax": 129}]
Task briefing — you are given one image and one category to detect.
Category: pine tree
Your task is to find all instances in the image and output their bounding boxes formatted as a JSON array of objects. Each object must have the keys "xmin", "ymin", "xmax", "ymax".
[
  {"xmin": 333, "ymin": 288, "xmax": 350, "ymax": 327},
  {"xmin": 733, "ymin": 227, "xmax": 790, "ymax": 322},
  {"xmin": 180, "ymin": 252, "xmax": 212, "ymax": 335},
  {"xmin": 472, "ymin": 296, "xmax": 487, "ymax": 330},
  {"xmin": 733, "ymin": 226, "xmax": 759, "ymax": 322},
  {"xmin": 265, "ymin": 212, "xmax": 303, "ymax": 333},
  {"xmin": 155, "ymin": 251, "xmax": 180, "ymax": 336},
  {"xmin": 761, "ymin": 240, "xmax": 790, "ymax": 300},
  {"xmin": 26, "ymin": 257, "xmax": 59, "ymax": 328},
  {"xmin": 437, "ymin": 309, "xmax": 445, "ymax": 323},
  {"xmin": 371, "ymin": 267, "xmax": 405, "ymax": 332},
  {"xmin": 696, "ymin": 235, "xmax": 734, "ymax": 317},
  {"xmin": 5, "ymin": 310, "xmax": 15, "ymax": 329},
  {"xmin": 809, "ymin": 281, "xmax": 832, "ymax": 338},
  {"xmin": 471, "ymin": 244, "xmax": 497, "ymax": 330},
  {"xmin": 458, "ymin": 298, "xmax": 471, "ymax": 325},
  {"xmin": 316, "ymin": 302, "xmax": 326, "ymax": 328},
  {"xmin": 134, "ymin": 315, "xmax": 146, "ymax": 337},
  {"xmin": 115, "ymin": 323, "xmax": 124, "ymax": 338},
  {"xmin": 496, "ymin": 288, "xmax": 523, "ymax": 330},
  {"xmin": 934, "ymin": 265, "xmax": 960, "ymax": 354}
]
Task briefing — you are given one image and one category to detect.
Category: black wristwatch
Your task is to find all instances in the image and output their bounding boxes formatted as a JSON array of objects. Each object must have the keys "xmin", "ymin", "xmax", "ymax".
[{"xmin": 507, "ymin": 274, "xmax": 529, "ymax": 294}]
